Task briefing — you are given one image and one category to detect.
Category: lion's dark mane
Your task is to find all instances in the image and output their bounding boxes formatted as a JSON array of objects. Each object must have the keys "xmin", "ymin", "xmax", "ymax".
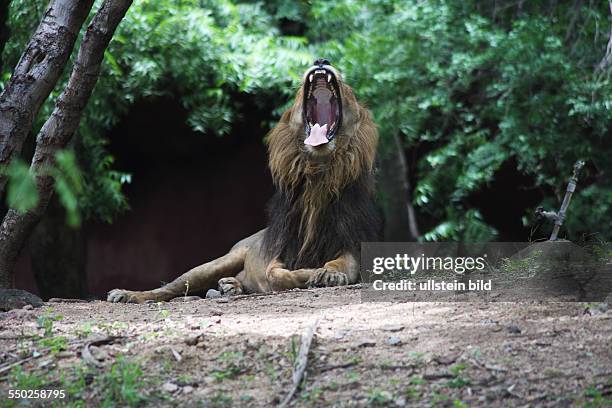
[{"xmin": 261, "ymin": 172, "xmax": 380, "ymax": 270}]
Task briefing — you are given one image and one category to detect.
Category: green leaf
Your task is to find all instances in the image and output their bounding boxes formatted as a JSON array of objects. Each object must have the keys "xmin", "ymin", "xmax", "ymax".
[
  {"xmin": 4, "ymin": 159, "xmax": 38, "ymax": 213},
  {"xmin": 52, "ymin": 151, "xmax": 83, "ymax": 228}
]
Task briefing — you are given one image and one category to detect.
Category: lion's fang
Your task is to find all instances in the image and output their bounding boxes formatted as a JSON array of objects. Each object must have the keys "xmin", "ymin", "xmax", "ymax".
[
  {"xmin": 327, "ymin": 74, "xmax": 332, "ymax": 83},
  {"xmin": 309, "ymin": 74, "xmax": 313, "ymax": 82}
]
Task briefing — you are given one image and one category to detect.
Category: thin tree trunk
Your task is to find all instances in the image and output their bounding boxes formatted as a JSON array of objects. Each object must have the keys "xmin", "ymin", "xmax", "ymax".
[
  {"xmin": 0, "ymin": 0, "xmax": 133, "ymax": 288},
  {"xmin": 378, "ymin": 133, "xmax": 420, "ymax": 241},
  {"xmin": 30, "ymin": 197, "xmax": 87, "ymax": 300},
  {"xmin": 0, "ymin": 0, "xmax": 95, "ymax": 195}
]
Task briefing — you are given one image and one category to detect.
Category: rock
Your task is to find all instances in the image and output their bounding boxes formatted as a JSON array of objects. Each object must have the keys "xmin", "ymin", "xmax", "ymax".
[
  {"xmin": 353, "ymin": 338, "xmax": 376, "ymax": 348},
  {"xmin": 162, "ymin": 382, "xmax": 179, "ymax": 393},
  {"xmin": 433, "ymin": 353, "xmax": 460, "ymax": 365},
  {"xmin": 395, "ymin": 397, "xmax": 407, "ymax": 407},
  {"xmin": 245, "ymin": 338, "xmax": 260, "ymax": 349},
  {"xmin": 22, "ymin": 305, "xmax": 34, "ymax": 311},
  {"xmin": 183, "ymin": 386, "xmax": 194, "ymax": 394},
  {"xmin": 0, "ymin": 289, "xmax": 43, "ymax": 311},
  {"xmin": 206, "ymin": 289, "xmax": 221, "ymax": 299},
  {"xmin": 89, "ymin": 346, "xmax": 109, "ymax": 361},
  {"xmin": 185, "ymin": 334, "xmax": 203, "ymax": 346},
  {"xmin": 381, "ymin": 324, "xmax": 404, "ymax": 332},
  {"xmin": 480, "ymin": 319, "xmax": 499, "ymax": 325},
  {"xmin": 333, "ymin": 331, "xmax": 348, "ymax": 340},
  {"xmin": 386, "ymin": 336, "xmax": 402, "ymax": 346},
  {"xmin": 506, "ymin": 325, "xmax": 522, "ymax": 334}
]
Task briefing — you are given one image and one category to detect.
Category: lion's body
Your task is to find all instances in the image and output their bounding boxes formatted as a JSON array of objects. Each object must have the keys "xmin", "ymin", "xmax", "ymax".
[{"xmin": 108, "ymin": 63, "xmax": 380, "ymax": 304}]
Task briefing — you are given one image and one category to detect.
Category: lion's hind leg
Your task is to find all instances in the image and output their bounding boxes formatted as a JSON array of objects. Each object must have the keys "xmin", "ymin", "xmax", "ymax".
[{"xmin": 107, "ymin": 246, "xmax": 248, "ymax": 303}]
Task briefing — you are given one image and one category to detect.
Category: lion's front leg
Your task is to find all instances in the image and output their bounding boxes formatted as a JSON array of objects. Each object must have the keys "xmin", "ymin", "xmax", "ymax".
[
  {"xmin": 265, "ymin": 259, "xmax": 317, "ymax": 291},
  {"xmin": 264, "ymin": 253, "xmax": 359, "ymax": 291},
  {"xmin": 306, "ymin": 253, "xmax": 359, "ymax": 288}
]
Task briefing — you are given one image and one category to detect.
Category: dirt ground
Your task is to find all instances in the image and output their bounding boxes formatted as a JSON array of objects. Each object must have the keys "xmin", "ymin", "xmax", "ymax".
[{"xmin": 0, "ymin": 286, "xmax": 611, "ymax": 407}]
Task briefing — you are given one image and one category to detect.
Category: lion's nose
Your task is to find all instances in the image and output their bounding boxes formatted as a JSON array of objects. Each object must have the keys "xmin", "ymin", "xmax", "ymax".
[{"xmin": 314, "ymin": 58, "xmax": 330, "ymax": 67}]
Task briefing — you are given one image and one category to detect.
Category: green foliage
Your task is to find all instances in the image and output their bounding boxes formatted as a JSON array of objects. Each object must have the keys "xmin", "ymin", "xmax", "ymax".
[
  {"xmin": 36, "ymin": 308, "xmax": 63, "ymax": 337},
  {"xmin": 39, "ymin": 335, "xmax": 68, "ymax": 353},
  {"xmin": 51, "ymin": 151, "xmax": 83, "ymax": 227},
  {"xmin": 366, "ymin": 388, "xmax": 394, "ymax": 406},
  {"xmin": 7, "ymin": 359, "xmax": 147, "ymax": 408},
  {"xmin": 304, "ymin": 0, "xmax": 612, "ymax": 240},
  {"xmin": 8, "ymin": 365, "xmax": 46, "ymax": 390},
  {"xmin": 98, "ymin": 357, "xmax": 146, "ymax": 407},
  {"xmin": 212, "ymin": 350, "xmax": 245, "ymax": 381},
  {"xmin": 3, "ymin": 159, "xmax": 38, "ymax": 213},
  {"xmin": 1, "ymin": 151, "xmax": 84, "ymax": 226}
]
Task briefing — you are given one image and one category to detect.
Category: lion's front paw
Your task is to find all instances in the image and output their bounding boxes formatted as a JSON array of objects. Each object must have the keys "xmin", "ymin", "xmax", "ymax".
[
  {"xmin": 107, "ymin": 289, "xmax": 148, "ymax": 304},
  {"xmin": 218, "ymin": 277, "xmax": 244, "ymax": 296},
  {"xmin": 307, "ymin": 268, "xmax": 349, "ymax": 288}
]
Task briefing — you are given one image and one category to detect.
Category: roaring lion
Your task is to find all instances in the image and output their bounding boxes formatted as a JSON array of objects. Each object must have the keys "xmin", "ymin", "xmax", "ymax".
[{"xmin": 107, "ymin": 59, "xmax": 380, "ymax": 303}]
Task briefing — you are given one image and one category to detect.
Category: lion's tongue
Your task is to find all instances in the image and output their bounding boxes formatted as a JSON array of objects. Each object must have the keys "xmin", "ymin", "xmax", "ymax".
[{"xmin": 304, "ymin": 123, "xmax": 328, "ymax": 146}]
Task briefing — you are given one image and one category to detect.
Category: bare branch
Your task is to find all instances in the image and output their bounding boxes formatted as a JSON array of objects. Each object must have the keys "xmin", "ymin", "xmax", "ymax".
[{"xmin": 279, "ymin": 319, "xmax": 319, "ymax": 407}]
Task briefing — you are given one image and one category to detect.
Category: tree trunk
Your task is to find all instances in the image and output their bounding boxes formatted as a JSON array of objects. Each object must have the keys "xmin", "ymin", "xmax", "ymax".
[
  {"xmin": 30, "ymin": 197, "xmax": 87, "ymax": 300},
  {"xmin": 0, "ymin": 0, "xmax": 133, "ymax": 288},
  {"xmin": 378, "ymin": 133, "xmax": 420, "ymax": 241},
  {"xmin": 0, "ymin": 0, "xmax": 95, "ymax": 195}
]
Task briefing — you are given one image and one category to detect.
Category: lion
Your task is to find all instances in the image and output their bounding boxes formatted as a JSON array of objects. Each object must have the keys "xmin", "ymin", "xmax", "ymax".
[{"xmin": 107, "ymin": 59, "xmax": 380, "ymax": 303}]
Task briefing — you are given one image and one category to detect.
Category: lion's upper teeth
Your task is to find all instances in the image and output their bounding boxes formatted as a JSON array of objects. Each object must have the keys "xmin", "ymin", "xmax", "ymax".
[
  {"xmin": 327, "ymin": 74, "xmax": 331, "ymax": 83},
  {"xmin": 315, "ymin": 69, "xmax": 325, "ymax": 74}
]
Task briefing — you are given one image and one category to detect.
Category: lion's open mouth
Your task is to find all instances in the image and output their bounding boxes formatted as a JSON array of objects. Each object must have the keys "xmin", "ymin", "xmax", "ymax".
[{"xmin": 303, "ymin": 68, "xmax": 342, "ymax": 147}]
